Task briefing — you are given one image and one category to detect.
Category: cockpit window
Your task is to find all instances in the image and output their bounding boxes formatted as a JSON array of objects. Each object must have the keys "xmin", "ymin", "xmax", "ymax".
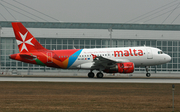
[{"xmin": 158, "ymin": 51, "xmax": 164, "ymax": 54}]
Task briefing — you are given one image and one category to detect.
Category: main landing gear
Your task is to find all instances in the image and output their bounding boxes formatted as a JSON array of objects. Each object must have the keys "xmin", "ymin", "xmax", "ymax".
[
  {"xmin": 145, "ymin": 66, "xmax": 151, "ymax": 77},
  {"xmin": 88, "ymin": 71, "xmax": 103, "ymax": 78},
  {"xmin": 96, "ymin": 72, "xmax": 103, "ymax": 78},
  {"xmin": 88, "ymin": 72, "xmax": 94, "ymax": 78}
]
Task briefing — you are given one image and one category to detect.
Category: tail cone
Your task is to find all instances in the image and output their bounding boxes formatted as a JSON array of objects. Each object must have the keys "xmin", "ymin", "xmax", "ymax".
[{"xmin": 9, "ymin": 54, "xmax": 17, "ymax": 60}]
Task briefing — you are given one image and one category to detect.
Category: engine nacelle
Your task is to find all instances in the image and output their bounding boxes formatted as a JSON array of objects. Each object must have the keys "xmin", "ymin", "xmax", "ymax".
[{"xmin": 103, "ymin": 62, "xmax": 134, "ymax": 73}]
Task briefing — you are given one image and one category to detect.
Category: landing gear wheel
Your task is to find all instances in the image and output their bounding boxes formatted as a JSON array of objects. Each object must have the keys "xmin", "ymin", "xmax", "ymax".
[
  {"xmin": 145, "ymin": 66, "xmax": 151, "ymax": 77},
  {"xmin": 146, "ymin": 73, "xmax": 151, "ymax": 77},
  {"xmin": 88, "ymin": 72, "xmax": 94, "ymax": 78},
  {"xmin": 96, "ymin": 72, "xmax": 103, "ymax": 78}
]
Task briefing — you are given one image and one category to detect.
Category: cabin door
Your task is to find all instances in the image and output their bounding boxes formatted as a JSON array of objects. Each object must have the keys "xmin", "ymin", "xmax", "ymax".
[{"xmin": 147, "ymin": 48, "xmax": 153, "ymax": 59}]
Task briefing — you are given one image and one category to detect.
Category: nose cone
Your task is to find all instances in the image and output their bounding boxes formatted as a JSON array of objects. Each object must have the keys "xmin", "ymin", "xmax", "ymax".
[{"xmin": 166, "ymin": 55, "xmax": 171, "ymax": 62}]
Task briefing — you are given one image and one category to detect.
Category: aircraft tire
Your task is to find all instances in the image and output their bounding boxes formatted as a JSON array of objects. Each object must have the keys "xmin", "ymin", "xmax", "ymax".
[
  {"xmin": 97, "ymin": 72, "xmax": 103, "ymax": 78},
  {"xmin": 146, "ymin": 73, "xmax": 151, "ymax": 77},
  {"xmin": 88, "ymin": 72, "xmax": 94, "ymax": 78}
]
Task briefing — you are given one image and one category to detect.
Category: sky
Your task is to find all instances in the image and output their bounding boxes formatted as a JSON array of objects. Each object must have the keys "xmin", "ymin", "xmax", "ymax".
[{"xmin": 0, "ymin": 0, "xmax": 180, "ymax": 24}]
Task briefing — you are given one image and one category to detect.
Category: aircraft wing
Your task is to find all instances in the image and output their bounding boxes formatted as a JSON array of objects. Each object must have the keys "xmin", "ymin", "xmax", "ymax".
[{"xmin": 91, "ymin": 55, "xmax": 130, "ymax": 70}]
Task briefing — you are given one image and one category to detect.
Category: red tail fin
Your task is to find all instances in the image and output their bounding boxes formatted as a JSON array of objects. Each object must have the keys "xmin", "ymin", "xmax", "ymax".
[{"xmin": 11, "ymin": 22, "xmax": 46, "ymax": 53}]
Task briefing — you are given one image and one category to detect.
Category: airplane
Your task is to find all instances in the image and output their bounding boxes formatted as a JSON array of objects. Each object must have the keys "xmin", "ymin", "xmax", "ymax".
[{"xmin": 9, "ymin": 22, "xmax": 171, "ymax": 78}]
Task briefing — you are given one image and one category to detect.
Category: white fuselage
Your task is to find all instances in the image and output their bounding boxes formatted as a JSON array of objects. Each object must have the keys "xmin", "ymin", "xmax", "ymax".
[{"xmin": 69, "ymin": 46, "xmax": 171, "ymax": 69}]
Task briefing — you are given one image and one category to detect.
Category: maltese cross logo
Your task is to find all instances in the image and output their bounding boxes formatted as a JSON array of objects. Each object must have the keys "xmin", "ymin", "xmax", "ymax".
[{"xmin": 16, "ymin": 32, "xmax": 34, "ymax": 52}]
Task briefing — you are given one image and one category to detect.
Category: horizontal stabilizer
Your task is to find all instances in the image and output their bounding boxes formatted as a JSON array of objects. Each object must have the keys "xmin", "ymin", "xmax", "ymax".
[{"xmin": 19, "ymin": 54, "xmax": 37, "ymax": 60}]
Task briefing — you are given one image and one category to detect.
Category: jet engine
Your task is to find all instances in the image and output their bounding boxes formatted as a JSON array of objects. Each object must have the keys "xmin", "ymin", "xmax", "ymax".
[{"xmin": 103, "ymin": 62, "xmax": 134, "ymax": 73}]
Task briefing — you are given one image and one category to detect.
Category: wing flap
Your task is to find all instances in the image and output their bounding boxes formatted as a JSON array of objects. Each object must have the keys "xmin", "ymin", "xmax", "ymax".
[{"xmin": 91, "ymin": 55, "xmax": 130, "ymax": 70}]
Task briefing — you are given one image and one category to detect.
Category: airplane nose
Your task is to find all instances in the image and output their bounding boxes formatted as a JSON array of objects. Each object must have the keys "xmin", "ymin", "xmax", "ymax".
[{"xmin": 166, "ymin": 55, "xmax": 171, "ymax": 62}]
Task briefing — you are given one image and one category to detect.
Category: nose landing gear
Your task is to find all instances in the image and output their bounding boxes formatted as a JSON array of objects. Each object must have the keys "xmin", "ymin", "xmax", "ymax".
[
  {"xmin": 145, "ymin": 66, "xmax": 151, "ymax": 77},
  {"xmin": 146, "ymin": 73, "xmax": 151, "ymax": 77}
]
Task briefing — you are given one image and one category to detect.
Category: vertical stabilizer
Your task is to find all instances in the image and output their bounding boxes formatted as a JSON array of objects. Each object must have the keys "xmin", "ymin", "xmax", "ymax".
[{"xmin": 11, "ymin": 22, "xmax": 46, "ymax": 53}]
